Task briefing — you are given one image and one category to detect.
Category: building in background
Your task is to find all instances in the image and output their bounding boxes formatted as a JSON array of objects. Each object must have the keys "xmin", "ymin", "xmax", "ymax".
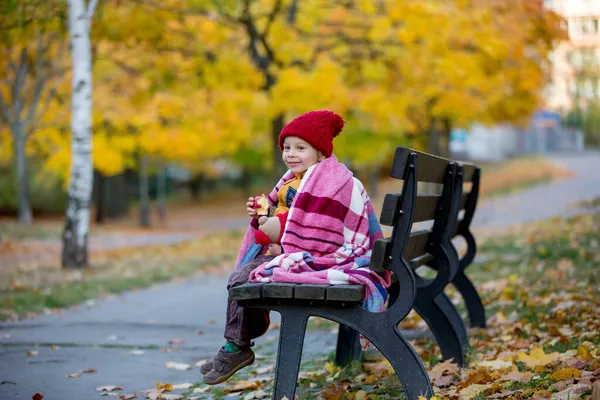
[{"xmin": 544, "ymin": 0, "xmax": 600, "ymax": 112}]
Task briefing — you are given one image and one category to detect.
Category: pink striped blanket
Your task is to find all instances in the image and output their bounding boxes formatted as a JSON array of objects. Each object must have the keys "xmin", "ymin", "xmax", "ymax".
[{"xmin": 235, "ymin": 155, "xmax": 391, "ymax": 312}]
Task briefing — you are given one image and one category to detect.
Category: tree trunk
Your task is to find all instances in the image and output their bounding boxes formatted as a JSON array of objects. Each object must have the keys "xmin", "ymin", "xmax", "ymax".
[
  {"xmin": 271, "ymin": 113, "xmax": 286, "ymax": 178},
  {"xmin": 139, "ymin": 154, "xmax": 151, "ymax": 227},
  {"xmin": 428, "ymin": 116, "xmax": 440, "ymax": 156},
  {"xmin": 156, "ymin": 164, "xmax": 166, "ymax": 223},
  {"xmin": 12, "ymin": 122, "xmax": 32, "ymax": 224},
  {"xmin": 62, "ymin": 0, "xmax": 94, "ymax": 269},
  {"xmin": 94, "ymin": 170, "xmax": 105, "ymax": 223}
]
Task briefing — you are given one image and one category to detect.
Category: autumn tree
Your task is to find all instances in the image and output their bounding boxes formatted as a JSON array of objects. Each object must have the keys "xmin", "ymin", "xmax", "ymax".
[{"xmin": 0, "ymin": 0, "xmax": 67, "ymax": 224}]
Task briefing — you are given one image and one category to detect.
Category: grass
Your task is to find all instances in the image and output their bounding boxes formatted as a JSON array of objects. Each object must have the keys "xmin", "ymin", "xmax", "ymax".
[
  {"xmin": 0, "ymin": 231, "xmax": 244, "ymax": 320},
  {"xmin": 476, "ymin": 156, "xmax": 574, "ymax": 199}
]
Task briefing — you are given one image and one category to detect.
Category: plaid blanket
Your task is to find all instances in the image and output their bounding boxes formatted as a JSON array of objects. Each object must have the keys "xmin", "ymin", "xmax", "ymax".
[{"xmin": 235, "ymin": 155, "xmax": 391, "ymax": 312}]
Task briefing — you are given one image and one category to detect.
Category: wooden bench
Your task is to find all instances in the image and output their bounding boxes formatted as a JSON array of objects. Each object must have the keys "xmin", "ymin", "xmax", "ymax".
[{"xmin": 228, "ymin": 147, "xmax": 483, "ymax": 399}]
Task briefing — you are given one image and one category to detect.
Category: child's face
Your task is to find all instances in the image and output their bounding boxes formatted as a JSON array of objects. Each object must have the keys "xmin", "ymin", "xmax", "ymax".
[{"xmin": 281, "ymin": 136, "xmax": 324, "ymax": 174}]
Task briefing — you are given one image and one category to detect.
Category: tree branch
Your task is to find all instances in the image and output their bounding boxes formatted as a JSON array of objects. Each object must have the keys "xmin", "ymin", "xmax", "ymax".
[
  {"xmin": 87, "ymin": 0, "xmax": 99, "ymax": 20},
  {"xmin": 261, "ymin": 0, "xmax": 282, "ymax": 41}
]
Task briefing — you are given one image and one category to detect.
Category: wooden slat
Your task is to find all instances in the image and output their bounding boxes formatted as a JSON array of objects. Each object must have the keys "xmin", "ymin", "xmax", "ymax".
[
  {"xmin": 461, "ymin": 163, "xmax": 477, "ymax": 182},
  {"xmin": 390, "ymin": 147, "xmax": 451, "ymax": 183},
  {"xmin": 263, "ymin": 283, "xmax": 296, "ymax": 298},
  {"xmin": 379, "ymin": 194, "xmax": 402, "ymax": 226},
  {"xmin": 403, "ymin": 230, "xmax": 431, "ymax": 261},
  {"xmin": 413, "ymin": 194, "xmax": 441, "ymax": 223},
  {"xmin": 228, "ymin": 283, "xmax": 262, "ymax": 301},
  {"xmin": 380, "ymin": 194, "xmax": 441, "ymax": 226},
  {"xmin": 294, "ymin": 284, "xmax": 329, "ymax": 300},
  {"xmin": 370, "ymin": 238, "xmax": 391, "ymax": 272},
  {"xmin": 327, "ymin": 285, "xmax": 364, "ymax": 302},
  {"xmin": 409, "ymin": 253, "xmax": 434, "ymax": 269}
]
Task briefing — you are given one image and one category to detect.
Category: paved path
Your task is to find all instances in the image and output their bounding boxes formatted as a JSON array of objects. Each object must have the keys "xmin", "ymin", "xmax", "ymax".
[{"xmin": 1, "ymin": 151, "xmax": 600, "ymax": 400}]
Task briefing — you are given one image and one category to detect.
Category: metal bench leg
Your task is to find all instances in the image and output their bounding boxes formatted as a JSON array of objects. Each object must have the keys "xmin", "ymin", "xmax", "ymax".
[
  {"xmin": 436, "ymin": 292, "xmax": 469, "ymax": 349},
  {"xmin": 271, "ymin": 310, "xmax": 308, "ymax": 400},
  {"xmin": 453, "ymin": 270, "xmax": 487, "ymax": 328},
  {"xmin": 335, "ymin": 324, "xmax": 362, "ymax": 365},
  {"xmin": 368, "ymin": 326, "xmax": 434, "ymax": 399},
  {"xmin": 414, "ymin": 294, "xmax": 465, "ymax": 365}
]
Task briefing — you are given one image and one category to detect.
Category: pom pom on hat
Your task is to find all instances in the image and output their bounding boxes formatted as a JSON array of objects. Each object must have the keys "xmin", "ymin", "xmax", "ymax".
[{"xmin": 278, "ymin": 110, "xmax": 345, "ymax": 157}]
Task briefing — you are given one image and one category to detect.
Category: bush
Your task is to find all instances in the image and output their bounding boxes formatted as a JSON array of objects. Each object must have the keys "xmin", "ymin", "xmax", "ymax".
[{"xmin": 0, "ymin": 160, "xmax": 68, "ymax": 216}]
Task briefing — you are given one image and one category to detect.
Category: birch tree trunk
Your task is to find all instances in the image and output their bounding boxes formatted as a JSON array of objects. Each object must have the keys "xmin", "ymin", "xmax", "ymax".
[{"xmin": 62, "ymin": 0, "xmax": 98, "ymax": 268}]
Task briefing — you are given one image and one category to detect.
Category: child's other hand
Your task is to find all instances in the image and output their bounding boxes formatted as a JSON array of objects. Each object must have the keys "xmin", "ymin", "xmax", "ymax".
[
  {"xmin": 269, "ymin": 243, "xmax": 282, "ymax": 256},
  {"xmin": 246, "ymin": 197, "xmax": 258, "ymax": 218}
]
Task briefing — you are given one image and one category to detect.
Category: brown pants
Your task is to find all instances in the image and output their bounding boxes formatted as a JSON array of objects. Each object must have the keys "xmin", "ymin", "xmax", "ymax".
[{"xmin": 224, "ymin": 255, "xmax": 274, "ymax": 348}]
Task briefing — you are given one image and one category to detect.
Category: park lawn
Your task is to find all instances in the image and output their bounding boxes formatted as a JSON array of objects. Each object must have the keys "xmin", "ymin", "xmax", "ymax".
[
  {"xmin": 184, "ymin": 208, "xmax": 600, "ymax": 400},
  {"xmin": 0, "ymin": 230, "xmax": 243, "ymax": 321}
]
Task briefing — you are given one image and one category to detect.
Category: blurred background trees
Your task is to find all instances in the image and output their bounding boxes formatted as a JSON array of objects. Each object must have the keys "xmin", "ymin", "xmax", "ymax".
[{"xmin": 1, "ymin": 0, "xmax": 567, "ymax": 263}]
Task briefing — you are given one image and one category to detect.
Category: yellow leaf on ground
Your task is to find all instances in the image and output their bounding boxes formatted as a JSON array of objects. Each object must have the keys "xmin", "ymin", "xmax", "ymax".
[
  {"xmin": 223, "ymin": 380, "xmax": 261, "ymax": 393},
  {"xmin": 551, "ymin": 368, "xmax": 581, "ymax": 380},
  {"xmin": 478, "ymin": 359, "xmax": 513, "ymax": 370},
  {"xmin": 517, "ymin": 347, "xmax": 560, "ymax": 368}
]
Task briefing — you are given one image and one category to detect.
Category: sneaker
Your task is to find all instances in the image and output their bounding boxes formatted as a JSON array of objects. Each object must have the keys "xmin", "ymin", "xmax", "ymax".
[
  {"xmin": 199, "ymin": 360, "xmax": 213, "ymax": 375},
  {"xmin": 201, "ymin": 342, "xmax": 254, "ymax": 376},
  {"xmin": 203, "ymin": 347, "xmax": 255, "ymax": 385}
]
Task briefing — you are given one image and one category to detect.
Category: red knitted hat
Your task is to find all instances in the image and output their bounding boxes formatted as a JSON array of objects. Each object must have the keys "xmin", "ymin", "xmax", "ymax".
[{"xmin": 278, "ymin": 110, "xmax": 345, "ymax": 157}]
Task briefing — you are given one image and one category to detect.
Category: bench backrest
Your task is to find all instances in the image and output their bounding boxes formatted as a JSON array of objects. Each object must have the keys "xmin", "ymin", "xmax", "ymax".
[
  {"xmin": 370, "ymin": 147, "xmax": 463, "ymax": 293},
  {"xmin": 453, "ymin": 163, "xmax": 480, "ymax": 267}
]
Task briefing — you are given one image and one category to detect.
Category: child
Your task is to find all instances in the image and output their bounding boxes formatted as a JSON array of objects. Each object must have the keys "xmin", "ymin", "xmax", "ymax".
[{"xmin": 201, "ymin": 110, "xmax": 390, "ymax": 385}]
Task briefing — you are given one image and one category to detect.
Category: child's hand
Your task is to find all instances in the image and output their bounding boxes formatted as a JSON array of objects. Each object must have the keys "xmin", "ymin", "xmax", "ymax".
[
  {"xmin": 268, "ymin": 243, "xmax": 282, "ymax": 256},
  {"xmin": 246, "ymin": 197, "xmax": 258, "ymax": 218}
]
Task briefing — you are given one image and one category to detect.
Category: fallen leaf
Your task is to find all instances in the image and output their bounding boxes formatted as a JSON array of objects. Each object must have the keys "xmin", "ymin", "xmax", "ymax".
[
  {"xmin": 96, "ymin": 386, "xmax": 123, "ymax": 392},
  {"xmin": 363, "ymin": 360, "xmax": 393, "ymax": 378},
  {"xmin": 478, "ymin": 359, "xmax": 513, "ymax": 370},
  {"xmin": 318, "ymin": 384, "xmax": 347, "ymax": 400},
  {"xmin": 192, "ymin": 387, "xmax": 211, "ymax": 393},
  {"xmin": 255, "ymin": 365, "xmax": 275, "ymax": 375},
  {"xmin": 489, "ymin": 390, "xmax": 522, "ymax": 399},
  {"xmin": 500, "ymin": 370, "xmax": 533, "ymax": 382},
  {"xmin": 27, "ymin": 350, "xmax": 38, "ymax": 356},
  {"xmin": 243, "ymin": 389, "xmax": 267, "ymax": 400},
  {"xmin": 591, "ymin": 380, "xmax": 600, "ymax": 400},
  {"xmin": 155, "ymin": 382, "xmax": 173, "ymax": 391},
  {"xmin": 551, "ymin": 367, "xmax": 581, "ymax": 380},
  {"xmin": 66, "ymin": 368, "xmax": 97, "ymax": 378},
  {"xmin": 172, "ymin": 383, "xmax": 192, "ymax": 390},
  {"xmin": 164, "ymin": 362, "xmax": 191, "ymax": 370},
  {"xmin": 549, "ymin": 383, "xmax": 589, "ymax": 400},
  {"xmin": 459, "ymin": 383, "xmax": 488, "ymax": 399},
  {"xmin": 161, "ymin": 395, "xmax": 182, "ymax": 400},
  {"xmin": 427, "ymin": 359, "xmax": 460, "ymax": 387},
  {"xmin": 146, "ymin": 391, "xmax": 161, "ymax": 400},
  {"xmin": 168, "ymin": 339, "xmax": 186, "ymax": 345},
  {"xmin": 223, "ymin": 380, "xmax": 261, "ymax": 393},
  {"xmin": 118, "ymin": 393, "xmax": 136, "ymax": 400},
  {"xmin": 517, "ymin": 347, "xmax": 560, "ymax": 368}
]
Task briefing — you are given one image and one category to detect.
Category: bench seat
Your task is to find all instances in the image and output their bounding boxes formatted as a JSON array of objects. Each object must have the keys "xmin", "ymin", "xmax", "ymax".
[{"xmin": 229, "ymin": 282, "xmax": 364, "ymax": 302}]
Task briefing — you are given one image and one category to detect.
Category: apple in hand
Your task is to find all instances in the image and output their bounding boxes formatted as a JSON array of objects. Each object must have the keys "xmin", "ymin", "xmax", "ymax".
[{"xmin": 253, "ymin": 195, "xmax": 269, "ymax": 216}]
